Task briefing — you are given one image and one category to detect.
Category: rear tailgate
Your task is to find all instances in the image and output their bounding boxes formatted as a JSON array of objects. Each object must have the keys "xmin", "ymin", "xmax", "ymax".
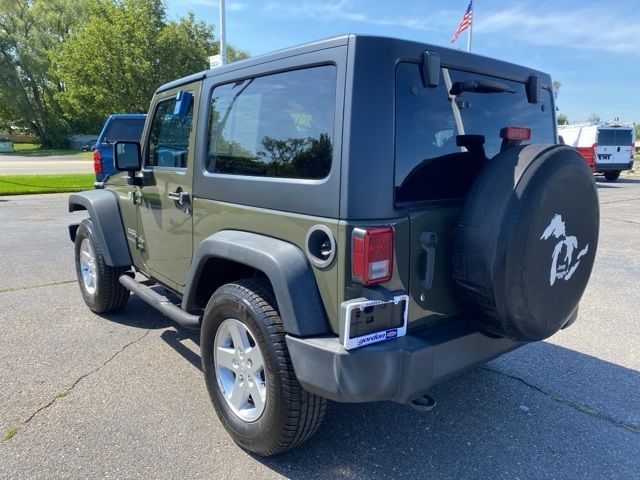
[
  {"xmin": 395, "ymin": 61, "xmax": 556, "ymax": 329},
  {"xmin": 406, "ymin": 205, "xmax": 464, "ymax": 329}
]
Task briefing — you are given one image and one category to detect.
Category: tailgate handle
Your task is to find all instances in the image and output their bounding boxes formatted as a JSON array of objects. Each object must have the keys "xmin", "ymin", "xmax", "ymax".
[{"xmin": 420, "ymin": 231, "xmax": 438, "ymax": 290}]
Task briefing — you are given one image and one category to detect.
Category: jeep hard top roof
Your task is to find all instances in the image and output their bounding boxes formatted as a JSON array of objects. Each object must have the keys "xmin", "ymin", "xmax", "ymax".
[{"xmin": 156, "ymin": 34, "xmax": 551, "ymax": 94}]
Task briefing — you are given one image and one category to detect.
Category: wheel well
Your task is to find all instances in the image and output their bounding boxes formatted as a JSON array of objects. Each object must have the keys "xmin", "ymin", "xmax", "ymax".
[
  {"xmin": 69, "ymin": 202, "xmax": 87, "ymax": 213},
  {"xmin": 190, "ymin": 257, "xmax": 276, "ymax": 310}
]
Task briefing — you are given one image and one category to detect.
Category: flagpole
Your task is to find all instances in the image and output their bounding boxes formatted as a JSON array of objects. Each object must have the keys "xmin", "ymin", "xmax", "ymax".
[
  {"xmin": 467, "ymin": 4, "xmax": 473, "ymax": 52},
  {"xmin": 220, "ymin": 0, "xmax": 227, "ymax": 65}
]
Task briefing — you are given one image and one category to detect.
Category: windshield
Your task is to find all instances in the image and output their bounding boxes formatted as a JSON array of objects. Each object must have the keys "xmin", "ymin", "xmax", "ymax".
[
  {"xmin": 395, "ymin": 63, "xmax": 555, "ymax": 203},
  {"xmin": 597, "ymin": 128, "xmax": 633, "ymax": 146},
  {"xmin": 104, "ymin": 117, "xmax": 146, "ymax": 143}
]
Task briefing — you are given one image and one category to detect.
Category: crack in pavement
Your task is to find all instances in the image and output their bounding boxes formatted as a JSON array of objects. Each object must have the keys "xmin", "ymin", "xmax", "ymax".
[
  {"xmin": 482, "ymin": 367, "xmax": 640, "ymax": 434},
  {"xmin": 601, "ymin": 216, "xmax": 640, "ymax": 225},
  {"xmin": 0, "ymin": 279, "xmax": 76, "ymax": 294},
  {"xmin": 3, "ymin": 320, "xmax": 161, "ymax": 442},
  {"xmin": 599, "ymin": 196, "xmax": 640, "ymax": 205}
]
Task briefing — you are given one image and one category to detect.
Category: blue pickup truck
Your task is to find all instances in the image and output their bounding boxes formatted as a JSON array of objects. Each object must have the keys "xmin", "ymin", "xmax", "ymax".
[{"xmin": 93, "ymin": 114, "xmax": 146, "ymax": 183}]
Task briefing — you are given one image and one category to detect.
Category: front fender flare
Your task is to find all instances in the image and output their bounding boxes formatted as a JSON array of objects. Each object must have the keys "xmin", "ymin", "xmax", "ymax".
[
  {"xmin": 183, "ymin": 230, "xmax": 330, "ymax": 336},
  {"xmin": 68, "ymin": 190, "xmax": 132, "ymax": 267}
]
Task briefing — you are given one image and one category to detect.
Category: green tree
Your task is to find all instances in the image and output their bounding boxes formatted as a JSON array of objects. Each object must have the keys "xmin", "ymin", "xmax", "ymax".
[
  {"xmin": 557, "ymin": 113, "xmax": 569, "ymax": 125},
  {"xmin": 54, "ymin": 0, "xmax": 248, "ymax": 134},
  {"xmin": 259, "ymin": 137, "xmax": 309, "ymax": 176},
  {"xmin": 0, "ymin": 0, "xmax": 91, "ymax": 146}
]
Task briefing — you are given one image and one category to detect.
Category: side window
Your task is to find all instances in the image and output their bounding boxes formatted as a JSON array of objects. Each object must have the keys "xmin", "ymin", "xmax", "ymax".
[
  {"xmin": 206, "ymin": 65, "xmax": 336, "ymax": 179},
  {"xmin": 147, "ymin": 96, "xmax": 193, "ymax": 169}
]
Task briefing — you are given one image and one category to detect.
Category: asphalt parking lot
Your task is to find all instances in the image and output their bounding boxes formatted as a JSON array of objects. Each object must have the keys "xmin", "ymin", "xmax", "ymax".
[{"xmin": 0, "ymin": 176, "xmax": 638, "ymax": 479}]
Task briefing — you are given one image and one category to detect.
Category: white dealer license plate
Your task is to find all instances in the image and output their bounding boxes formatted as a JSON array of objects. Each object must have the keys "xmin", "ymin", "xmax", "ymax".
[{"xmin": 342, "ymin": 295, "xmax": 409, "ymax": 350}]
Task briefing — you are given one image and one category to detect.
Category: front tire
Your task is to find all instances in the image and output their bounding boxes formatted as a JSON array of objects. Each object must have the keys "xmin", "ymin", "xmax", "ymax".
[
  {"xmin": 604, "ymin": 170, "xmax": 621, "ymax": 181},
  {"xmin": 201, "ymin": 279, "xmax": 326, "ymax": 456},
  {"xmin": 74, "ymin": 218, "xmax": 130, "ymax": 313}
]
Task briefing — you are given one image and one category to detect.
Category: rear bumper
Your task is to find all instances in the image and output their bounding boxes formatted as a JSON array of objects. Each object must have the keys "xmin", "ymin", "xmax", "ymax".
[
  {"xmin": 286, "ymin": 318, "xmax": 519, "ymax": 404},
  {"xmin": 596, "ymin": 161, "xmax": 633, "ymax": 172}
]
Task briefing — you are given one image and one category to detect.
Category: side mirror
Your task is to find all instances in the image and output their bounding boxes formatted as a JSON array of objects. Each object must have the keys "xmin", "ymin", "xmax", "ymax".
[{"xmin": 114, "ymin": 141, "xmax": 142, "ymax": 171}]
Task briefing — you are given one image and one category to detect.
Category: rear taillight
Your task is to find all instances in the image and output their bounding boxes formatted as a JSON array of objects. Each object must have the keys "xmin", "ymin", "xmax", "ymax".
[
  {"xmin": 632, "ymin": 143, "xmax": 635, "ymax": 160},
  {"xmin": 93, "ymin": 149, "xmax": 102, "ymax": 174},
  {"xmin": 352, "ymin": 227, "xmax": 394, "ymax": 285}
]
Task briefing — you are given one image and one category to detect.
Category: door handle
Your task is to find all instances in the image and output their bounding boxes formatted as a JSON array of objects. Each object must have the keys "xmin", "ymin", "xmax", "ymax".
[{"xmin": 168, "ymin": 190, "xmax": 189, "ymax": 206}]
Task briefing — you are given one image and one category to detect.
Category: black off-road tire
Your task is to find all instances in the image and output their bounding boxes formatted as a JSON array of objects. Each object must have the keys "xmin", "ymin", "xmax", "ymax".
[
  {"xmin": 201, "ymin": 278, "xmax": 326, "ymax": 456},
  {"xmin": 604, "ymin": 170, "xmax": 621, "ymax": 181},
  {"xmin": 453, "ymin": 144, "xmax": 599, "ymax": 342},
  {"xmin": 74, "ymin": 218, "xmax": 130, "ymax": 313}
]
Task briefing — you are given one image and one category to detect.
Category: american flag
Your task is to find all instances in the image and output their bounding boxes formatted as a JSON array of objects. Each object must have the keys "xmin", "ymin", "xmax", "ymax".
[{"xmin": 451, "ymin": 1, "xmax": 473, "ymax": 44}]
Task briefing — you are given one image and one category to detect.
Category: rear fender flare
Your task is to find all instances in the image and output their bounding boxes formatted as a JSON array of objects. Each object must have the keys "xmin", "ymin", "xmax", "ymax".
[
  {"xmin": 184, "ymin": 230, "xmax": 330, "ymax": 336},
  {"xmin": 68, "ymin": 190, "xmax": 132, "ymax": 267}
]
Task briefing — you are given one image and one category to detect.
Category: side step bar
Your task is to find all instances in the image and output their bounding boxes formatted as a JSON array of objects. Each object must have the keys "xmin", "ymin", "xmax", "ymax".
[{"xmin": 119, "ymin": 275, "xmax": 201, "ymax": 330}]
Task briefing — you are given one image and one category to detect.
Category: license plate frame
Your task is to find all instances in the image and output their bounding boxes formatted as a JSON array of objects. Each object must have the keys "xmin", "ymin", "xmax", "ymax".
[{"xmin": 340, "ymin": 295, "xmax": 409, "ymax": 350}]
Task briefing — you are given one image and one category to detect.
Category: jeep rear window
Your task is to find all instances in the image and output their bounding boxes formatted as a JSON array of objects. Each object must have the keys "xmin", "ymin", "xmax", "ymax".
[
  {"xmin": 395, "ymin": 62, "xmax": 554, "ymax": 203},
  {"xmin": 206, "ymin": 65, "xmax": 336, "ymax": 179},
  {"xmin": 597, "ymin": 129, "xmax": 632, "ymax": 146}
]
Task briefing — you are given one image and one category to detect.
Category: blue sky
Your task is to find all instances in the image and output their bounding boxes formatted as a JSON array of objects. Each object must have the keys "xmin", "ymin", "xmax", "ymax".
[{"xmin": 166, "ymin": 0, "xmax": 639, "ymax": 123}]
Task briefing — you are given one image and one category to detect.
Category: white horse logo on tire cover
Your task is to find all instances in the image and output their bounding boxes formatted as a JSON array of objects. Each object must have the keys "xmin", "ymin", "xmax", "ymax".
[{"xmin": 540, "ymin": 214, "xmax": 589, "ymax": 286}]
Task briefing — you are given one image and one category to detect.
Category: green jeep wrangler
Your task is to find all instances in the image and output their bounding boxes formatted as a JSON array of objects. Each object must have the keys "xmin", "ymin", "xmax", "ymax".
[{"xmin": 68, "ymin": 35, "xmax": 599, "ymax": 456}]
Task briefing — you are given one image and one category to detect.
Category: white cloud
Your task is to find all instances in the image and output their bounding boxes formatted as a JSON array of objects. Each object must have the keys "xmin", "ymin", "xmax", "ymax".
[
  {"xmin": 227, "ymin": 2, "xmax": 247, "ymax": 11},
  {"xmin": 262, "ymin": 1, "xmax": 456, "ymax": 32},
  {"xmin": 262, "ymin": 1, "xmax": 638, "ymax": 56},
  {"xmin": 476, "ymin": 5, "xmax": 637, "ymax": 55}
]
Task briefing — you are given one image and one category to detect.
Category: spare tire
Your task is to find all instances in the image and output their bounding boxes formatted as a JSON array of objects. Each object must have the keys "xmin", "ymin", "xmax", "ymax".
[{"xmin": 452, "ymin": 144, "xmax": 599, "ymax": 342}]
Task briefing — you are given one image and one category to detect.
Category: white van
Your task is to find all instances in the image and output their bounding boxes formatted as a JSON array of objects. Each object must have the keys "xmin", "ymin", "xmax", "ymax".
[{"xmin": 558, "ymin": 123, "xmax": 635, "ymax": 181}]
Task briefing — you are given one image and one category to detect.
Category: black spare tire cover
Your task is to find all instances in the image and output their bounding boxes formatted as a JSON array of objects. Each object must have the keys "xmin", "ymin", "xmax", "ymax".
[{"xmin": 452, "ymin": 144, "xmax": 599, "ymax": 342}]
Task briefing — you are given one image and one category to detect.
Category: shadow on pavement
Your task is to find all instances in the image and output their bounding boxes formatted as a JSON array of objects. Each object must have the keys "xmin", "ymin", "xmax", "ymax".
[
  {"xmin": 99, "ymin": 297, "xmax": 640, "ymax": 478},
  {"xmin": 161, "ymin": 328, "xmax": 202, "ymax": 371},
  {"xmin": 100, "ymin": 295, "xmax": 203, "ymax": 370},
  {"xmin": 260, "ymin": 342, "xmax": 640, "ymax": 479},
  {"xmin": 595, "ymin": 177, "xmax": 639, "ymax": 186},
  {"xmin": 153, "ymin": 308, "xmax": 640, "ymax": 478},
  {"xmin": 97, "ymin": 295, "xmax": 169, "ymax": 330},
  {"xmin": 614, "ymin": 177, "xmax": 639, "ymax": 184}
]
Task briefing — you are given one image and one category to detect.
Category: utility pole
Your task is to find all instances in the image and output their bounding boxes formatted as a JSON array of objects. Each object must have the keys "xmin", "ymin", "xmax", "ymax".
[{"xmin": 219, "ymin": 0, "xmax": 227, "ymax": 65}]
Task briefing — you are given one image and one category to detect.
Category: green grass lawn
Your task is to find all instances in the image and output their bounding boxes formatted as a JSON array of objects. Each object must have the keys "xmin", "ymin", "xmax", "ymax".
[
  {"xmin": 0, "ymin": 173, "xmax": 94, "ymax": 195},
  {"xmin": 4, "ymin": 143, "xmax": 92, "ymax": 158}
]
